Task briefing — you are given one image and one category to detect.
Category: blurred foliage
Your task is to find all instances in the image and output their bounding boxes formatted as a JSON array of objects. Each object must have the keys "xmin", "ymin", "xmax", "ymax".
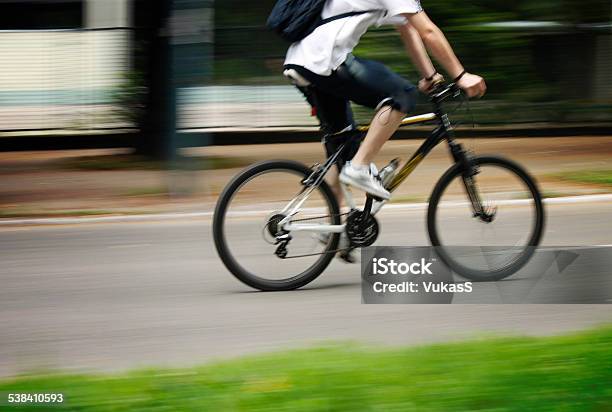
[
  {"xmin": 1, "ymin": 326, "xmax": 611, "ymax": 411},
  {"xmin": 55, "ymin": 154, "xmax": 251, "ymax": 171},
  {"xmin": 417, "ymin": 0, "xmax": 609, "ymax": 25},
  {"xmin": 111, "ymin": 70, "xmax": 147, "ymax": 126},
  {"xmin": 212, "ymin": 1, "xmax": 612, "ymax": 124},
  {"xmin": 554, "ymin": 169, "xmax": 612, "ymax": 186}
]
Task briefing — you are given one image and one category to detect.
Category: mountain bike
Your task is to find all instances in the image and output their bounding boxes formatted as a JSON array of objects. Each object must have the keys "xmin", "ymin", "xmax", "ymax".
[{"xmin": 213, "ymin": 83, "xmax": 545, "ymax": 291}]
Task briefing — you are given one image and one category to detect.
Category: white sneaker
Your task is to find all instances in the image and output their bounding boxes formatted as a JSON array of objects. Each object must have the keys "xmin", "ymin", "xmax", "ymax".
[{"xmin": 340, "ymin": 162, "xmax": 391, "ymax": 200}]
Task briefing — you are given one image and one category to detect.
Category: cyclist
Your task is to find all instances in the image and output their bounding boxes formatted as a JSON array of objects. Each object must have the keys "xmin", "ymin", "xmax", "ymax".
[{"xmin": 284, "ymin": 0, "xmax": 487, "ymax": 201}]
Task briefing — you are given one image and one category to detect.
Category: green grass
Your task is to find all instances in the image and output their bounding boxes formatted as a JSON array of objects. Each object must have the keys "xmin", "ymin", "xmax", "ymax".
[
  {"xmin": 554, "ymin": 169, "xmax": 612, "ymax": 187},
  {"xmin": 513, "ymin": 190, "xmax": 572, "ymax": 200},
  {"xmin": 1, "ymin": 327, "xmax": 611, "ymax": 411},
  {"xmin": 55, "ymin": 154, "xmax": 251, "ymax": 171},
  {"xmin": 0, "ymin": 209, "xmax": 128, "ymax": 219}
]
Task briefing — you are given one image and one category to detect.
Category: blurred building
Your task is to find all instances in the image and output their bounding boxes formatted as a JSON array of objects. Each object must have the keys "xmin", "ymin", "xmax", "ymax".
[
  {"xmin": 0, "ymin": 0, "xmax": 132, "ymax": 131},
  {"xmin": 0, "ymin": 1, "xmax": 610, "ymax": 136}
]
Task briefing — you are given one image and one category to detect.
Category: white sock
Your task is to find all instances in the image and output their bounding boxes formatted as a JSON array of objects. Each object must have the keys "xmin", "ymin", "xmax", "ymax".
[{"xmin": 348, "ymin": 161, "xmax": 369, "ymax": 172}]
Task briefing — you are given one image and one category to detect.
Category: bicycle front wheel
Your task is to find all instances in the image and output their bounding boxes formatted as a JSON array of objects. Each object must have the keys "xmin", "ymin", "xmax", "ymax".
[
  {"xmin": 213, "ymin": 160, "xmax": 341, "ymax": 291},
  {"xmin": 427, "ymin": 156, "xmax": 545, "ymax": 281}
]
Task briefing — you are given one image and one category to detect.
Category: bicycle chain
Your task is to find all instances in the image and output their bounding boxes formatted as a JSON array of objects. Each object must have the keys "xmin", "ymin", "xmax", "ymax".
[
  {"xmin": 265, "ymin": 212, "xmax": 353, "ymax": 259},
  {"xmin": 281, "ymin": 247, "xmax": 354, "ymax": 259},
  {"xmin": 291, "ymin": 212, "xmax": 350, "ymax": 223}
]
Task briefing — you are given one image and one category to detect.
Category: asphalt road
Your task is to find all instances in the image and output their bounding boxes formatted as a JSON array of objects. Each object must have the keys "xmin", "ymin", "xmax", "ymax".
[{"xmin": 1, "ymin": 200, "xmax": 611, "ymax": 377}]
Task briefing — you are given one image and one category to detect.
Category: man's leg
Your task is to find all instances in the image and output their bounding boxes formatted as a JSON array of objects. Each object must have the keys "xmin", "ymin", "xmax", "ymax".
[
  {"xmin": 294, "ymin": 85, "xmax": 359, "ymax": 262},
  {"xmin": 326, "ymin": 164, "xmax": 342, "ymax": 206},
  {"xmin": 334, "ymin": 56, "xmax": 417, "ymax": 199},
  {"xmin": 308, "ymin": 88, "xmax": 358, "ymax": 207},
  {"xmin": 350, "ymin": 107, "xmax": 405, "ymax": 167},
  {"xmin": 293, "ymin": 85, "xmax": 351, "ymax": 205},
  {"xmin": 338, "ymin": 106, "xmax": 406, "ymax": 199}
]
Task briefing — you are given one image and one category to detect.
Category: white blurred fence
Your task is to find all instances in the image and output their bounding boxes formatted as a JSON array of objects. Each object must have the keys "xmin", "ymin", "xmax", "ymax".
[
  {"xmin": 0, "ymin": 29, "xmax": 130, "ymax": 131},
  {"xmin": 0, "ymin": 27, "xmax": 610, "ymax": 134}
]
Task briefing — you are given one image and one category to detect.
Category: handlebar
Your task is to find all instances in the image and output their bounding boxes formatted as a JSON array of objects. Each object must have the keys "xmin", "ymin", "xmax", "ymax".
[{"xmin": 429, "ymin": 82, "xmax": 461, "ymax": 104}]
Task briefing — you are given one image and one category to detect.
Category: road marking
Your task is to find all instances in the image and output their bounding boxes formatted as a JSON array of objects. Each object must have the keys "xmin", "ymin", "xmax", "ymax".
[{"xmin": 1, "ymin": 193, "xmax": 611, "ymax": 227}]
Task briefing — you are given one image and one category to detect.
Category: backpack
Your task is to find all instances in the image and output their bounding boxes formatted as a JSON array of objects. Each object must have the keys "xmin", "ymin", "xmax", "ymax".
[{"xmin": 266, "ymin": 0, "xmax": 377, "ymax": 43}]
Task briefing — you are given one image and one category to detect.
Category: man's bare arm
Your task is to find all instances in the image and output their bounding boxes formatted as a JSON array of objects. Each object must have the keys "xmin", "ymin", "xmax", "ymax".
[
  {"xmin": 404, "ymin": 12, "xmax": 463, "ymax": 77},
  {"xmin": 397, "ymin": 22, "xmax": 444, "ymax": 92},
  {"xmin": 396, "ymin": 23, "xmax": 435, "ymax": 78},
  {"xmin": 404, "ymin": 12, "xmax": 486, "ymax": 97}
]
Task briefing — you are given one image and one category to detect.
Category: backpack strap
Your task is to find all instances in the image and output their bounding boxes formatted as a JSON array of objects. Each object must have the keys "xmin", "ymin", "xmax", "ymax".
[{"xmin": 318, "ymin": 9, "xmax": 380, "ymax": 27}]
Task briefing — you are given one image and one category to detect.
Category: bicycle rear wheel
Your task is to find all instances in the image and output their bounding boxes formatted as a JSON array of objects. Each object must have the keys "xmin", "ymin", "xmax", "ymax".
[
  {"xmin": 213, "ymin": 160, "xmax": 340, "ymax": 291},
  {"xmin": 427, "ymin": 156, "xmax": 545, "ymax": 281}
]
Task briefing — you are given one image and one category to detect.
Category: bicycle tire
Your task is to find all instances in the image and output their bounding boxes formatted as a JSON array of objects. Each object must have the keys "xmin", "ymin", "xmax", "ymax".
[
  {"xmin": 427, "ymin": 155, "xmax": 545, "ymax": 281},
  {"xmin": 213, "ymin": 160, "xmax": 341, "ymax": 291}
]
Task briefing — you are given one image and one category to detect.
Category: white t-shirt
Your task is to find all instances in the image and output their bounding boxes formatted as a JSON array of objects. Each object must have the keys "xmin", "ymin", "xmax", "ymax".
[{"xmin": 284, "ymin": 0, "xmax": 423, "ymax": 76}]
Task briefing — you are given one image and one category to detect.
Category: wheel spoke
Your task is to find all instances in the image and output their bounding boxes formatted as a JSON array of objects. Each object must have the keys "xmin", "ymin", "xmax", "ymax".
[{"xmin": 213, "ymin": 162, "xmax": 341, "ymax": 291}]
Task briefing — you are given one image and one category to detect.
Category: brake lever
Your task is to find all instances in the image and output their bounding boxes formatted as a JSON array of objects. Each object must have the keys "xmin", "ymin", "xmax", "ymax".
[{"xmin": 451, "ymin": 84, "xmax": 461, "ymax": 98}]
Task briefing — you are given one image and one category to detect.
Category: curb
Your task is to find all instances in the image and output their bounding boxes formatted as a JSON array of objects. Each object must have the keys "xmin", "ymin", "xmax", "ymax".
[{"xmin": 1, "ymin": 194, "xmax": 611, "ymax": 227}]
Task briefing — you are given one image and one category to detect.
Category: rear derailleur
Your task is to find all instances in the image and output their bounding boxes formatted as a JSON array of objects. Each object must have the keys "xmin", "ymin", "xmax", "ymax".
[{"xmin": 267, "ymin": 213, "xmax": 292, "ymax": 259}]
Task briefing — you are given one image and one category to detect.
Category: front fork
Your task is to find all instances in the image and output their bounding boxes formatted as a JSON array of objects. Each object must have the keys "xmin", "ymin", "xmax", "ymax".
[{"xmin": 448, "ymin": 140, "xmax": 494, "ymax": 222}]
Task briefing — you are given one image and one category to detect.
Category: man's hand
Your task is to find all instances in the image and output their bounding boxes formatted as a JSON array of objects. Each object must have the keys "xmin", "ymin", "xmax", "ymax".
[
  {"xmin": 418, "ymin": 73, "xmax": 444, "ymax": 94},
  {"xmin": 456, "ymin": 72, "xmax": 487, "ymax": 98}
]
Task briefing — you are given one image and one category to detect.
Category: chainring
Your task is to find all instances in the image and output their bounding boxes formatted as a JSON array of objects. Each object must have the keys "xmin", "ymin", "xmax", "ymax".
[{"xmin": 345, "ymin": 210, "xmax": 379, "ymax": 248}]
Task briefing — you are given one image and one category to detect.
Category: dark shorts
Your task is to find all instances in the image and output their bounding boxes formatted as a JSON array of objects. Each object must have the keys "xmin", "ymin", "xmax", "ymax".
[
  {"xmin": 286, "ymin": 54, "xmax": 417, "ymax": 134},
  {"xmin": 285, "ymin": 55, "xmax": 417, "ymax": 166}
]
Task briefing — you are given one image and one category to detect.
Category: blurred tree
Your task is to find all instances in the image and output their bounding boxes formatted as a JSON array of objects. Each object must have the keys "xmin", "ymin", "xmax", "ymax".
[
  {"xmin": 211, "ymin": 0, "xmax": 609, "ymax": 113},
  {"xmin": 113, "ymin": 0, "xmax": 611, "ymax": 133}
]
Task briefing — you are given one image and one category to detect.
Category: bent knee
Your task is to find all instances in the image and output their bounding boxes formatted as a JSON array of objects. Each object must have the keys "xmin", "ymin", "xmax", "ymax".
[
  {"xmin": 394, "ymin": 86, "xmax": 418, "ymax": 114},
  {"xmin": 377, "ymin": 86, "xmax": 417, "ymax": 114}
]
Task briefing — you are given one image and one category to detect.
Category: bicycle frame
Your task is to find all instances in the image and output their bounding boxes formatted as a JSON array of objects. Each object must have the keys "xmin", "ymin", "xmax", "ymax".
[{"xmin": 281, "ymin": 84, "xmax": 472, "ymax": 234}]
